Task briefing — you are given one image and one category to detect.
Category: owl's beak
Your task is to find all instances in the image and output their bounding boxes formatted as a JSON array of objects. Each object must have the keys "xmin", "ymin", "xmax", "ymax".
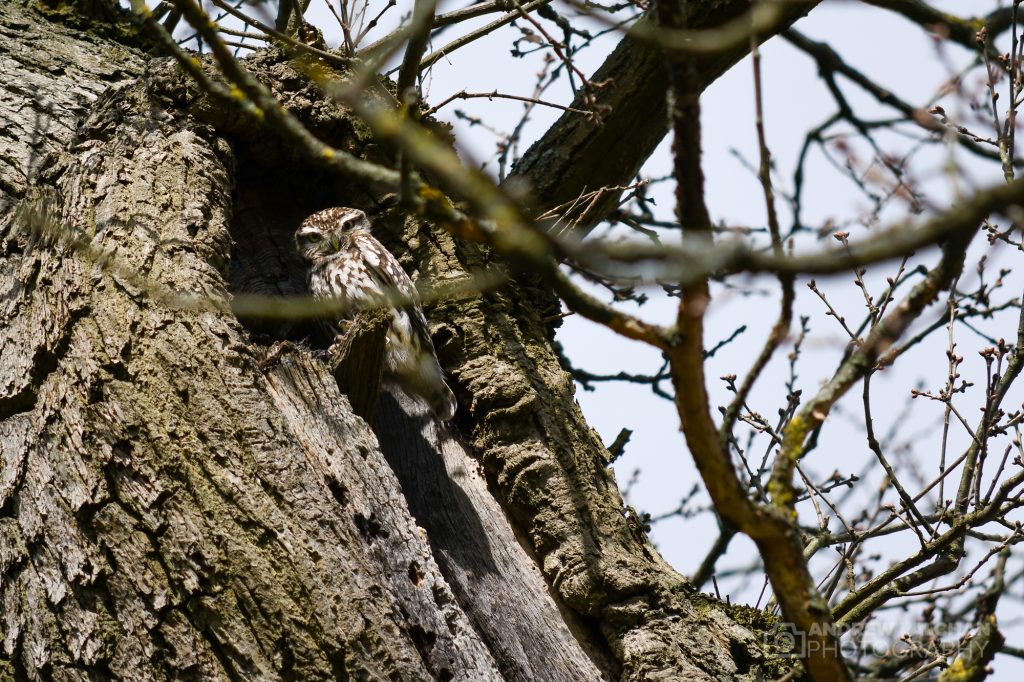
[{"xmin": 329, "ymin": 234, "xmax": 343, "ymax": 251}]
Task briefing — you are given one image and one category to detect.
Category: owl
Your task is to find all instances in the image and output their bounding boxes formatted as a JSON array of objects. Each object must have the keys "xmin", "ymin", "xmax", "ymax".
[{"xmin": 295, "ymin": 207, "xmax": 457, "ymax": 420}]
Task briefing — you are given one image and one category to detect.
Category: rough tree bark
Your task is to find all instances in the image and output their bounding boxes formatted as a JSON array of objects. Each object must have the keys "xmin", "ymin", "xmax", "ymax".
[{"xmin": 1, "ymin": 2, "xmax": 793, "ymax": 680}]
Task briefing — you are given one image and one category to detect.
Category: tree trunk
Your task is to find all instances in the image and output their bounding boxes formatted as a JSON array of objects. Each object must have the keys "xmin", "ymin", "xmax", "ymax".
[{"xmin": 0, "ymin": 2, "xmax": 789, "ymax": 680}]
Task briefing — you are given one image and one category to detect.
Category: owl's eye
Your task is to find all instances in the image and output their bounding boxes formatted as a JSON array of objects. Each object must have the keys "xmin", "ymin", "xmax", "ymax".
[{"xmin": 305, "ymin": 233, "xmax": 323, "ymax": 243}]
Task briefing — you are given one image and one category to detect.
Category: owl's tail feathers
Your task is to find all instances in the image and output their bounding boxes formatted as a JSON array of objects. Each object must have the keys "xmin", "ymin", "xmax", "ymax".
[
  {"xmin": 429, "ymin": 381, "xmax": 457, "ymax": 421},
  {"xmin": 401, "ymin": 358, "xmax": 457, "ymax": 420}
]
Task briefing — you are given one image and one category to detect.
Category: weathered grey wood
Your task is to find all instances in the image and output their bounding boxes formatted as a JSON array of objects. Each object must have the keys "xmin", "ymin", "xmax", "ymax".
[
  {"xmin": 263, "ymin": 355, "xmax": 504, "ymax": 681},
  {"xmin": 377, "ymin": 387, "xmax": 611, "ymax": 681},
  {"xmin": 328, "ymin": 308, "xmax": 390, "ymax": 423}
]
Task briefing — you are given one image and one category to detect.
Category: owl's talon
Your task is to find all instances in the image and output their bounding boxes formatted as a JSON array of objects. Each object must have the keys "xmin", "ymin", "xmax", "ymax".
[
  {"xmin": 259, "ymin": 340, "xmax": 298, "ymax": 370},
  {"xmin": 309, "ymin": 346, "xmax": 334, "ymax": 361}
]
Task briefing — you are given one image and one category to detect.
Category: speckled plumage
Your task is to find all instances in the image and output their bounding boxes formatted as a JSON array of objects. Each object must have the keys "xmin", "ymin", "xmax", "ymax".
[{"xmin": 295, "ymin": 207, "xmax": 457, "ymax": 420}]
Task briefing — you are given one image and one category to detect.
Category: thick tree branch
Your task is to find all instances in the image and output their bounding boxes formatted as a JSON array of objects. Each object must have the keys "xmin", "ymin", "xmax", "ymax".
[{"xmin": 507, "ymin": 0, "xmax": 821, "ymax": 230}]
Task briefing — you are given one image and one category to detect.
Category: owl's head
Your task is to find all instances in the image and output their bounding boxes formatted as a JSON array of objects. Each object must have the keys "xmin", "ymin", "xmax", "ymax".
[{"xmin": 295, "ymin": 207, "xmax": 372, "ymax": 263}]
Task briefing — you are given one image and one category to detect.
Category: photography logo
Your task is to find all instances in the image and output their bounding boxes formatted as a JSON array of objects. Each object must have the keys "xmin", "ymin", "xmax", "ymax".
[
  {"xmin": 763, "ymin": 621, "xmax": 962, "ymax": 660},
  {"xmin": 767, "ymin": 623, "xmax": 808, "ymax": 658}
]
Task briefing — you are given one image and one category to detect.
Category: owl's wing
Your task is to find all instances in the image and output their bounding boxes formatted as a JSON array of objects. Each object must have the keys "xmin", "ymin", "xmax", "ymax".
[
  {"xmin": 355, "ymin": 233, "xmax": 456, "ymax": 420},
  {"xmin": 360, "ymin": 237, "xmax": 436, "ymax": 351}
]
